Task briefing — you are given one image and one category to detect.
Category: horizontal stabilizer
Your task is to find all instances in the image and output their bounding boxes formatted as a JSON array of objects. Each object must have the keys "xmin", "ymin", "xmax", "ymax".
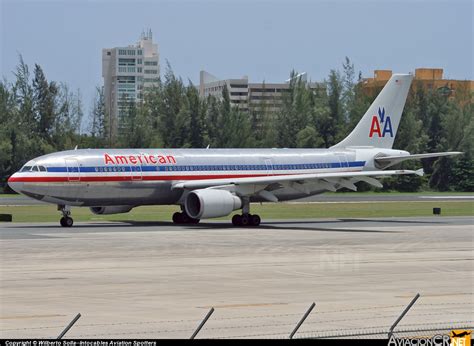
[{"xmin": 375, "ymin": 151, "xmax": 463, "ymax": 169}]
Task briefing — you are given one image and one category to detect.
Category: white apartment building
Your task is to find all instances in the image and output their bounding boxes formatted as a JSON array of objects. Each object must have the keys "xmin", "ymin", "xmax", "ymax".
[
  {"xmin": 102, "ymin": 30, "xmax": 160, "ymax": 138},
  {"xmin": 199, "ymin": 70, "xmax": 320, "ymax": 114}
]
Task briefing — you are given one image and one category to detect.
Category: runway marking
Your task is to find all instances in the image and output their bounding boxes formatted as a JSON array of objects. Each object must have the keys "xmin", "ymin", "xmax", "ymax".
[
  {"xmin": 198, "ymin": 302, "xmax": 288, "ymax": 309},
  {"xmin": 0, "ymin": 314, "xmax": 66, "ymax": 320},
  {"xmin": 420, "ymin": 196, "xmax": 474, "ymax": 199},
  {"xmin": 395, "ymin": 292, "xmax": 473, "ymax": 298},
  {"xmin": 287, "ymin": 200, "xmax": 474, "ymax": 204}
]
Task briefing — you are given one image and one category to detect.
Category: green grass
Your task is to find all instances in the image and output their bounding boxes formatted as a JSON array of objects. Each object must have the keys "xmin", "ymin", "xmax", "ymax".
[{"xmin": 0, "ymin": 201, "xmax": 472, "ymax": 223}]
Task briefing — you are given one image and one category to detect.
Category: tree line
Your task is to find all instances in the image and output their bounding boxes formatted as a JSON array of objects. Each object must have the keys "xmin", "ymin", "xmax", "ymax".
[{"xmin": 1, "ymin": 57, "xmax": 472, "ymax": 192}]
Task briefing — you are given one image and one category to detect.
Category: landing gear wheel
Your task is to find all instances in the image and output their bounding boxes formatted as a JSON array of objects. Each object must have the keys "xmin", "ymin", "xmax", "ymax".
[
  {"xmin": 60, "ymin": 217, "xmax": 73, "ymax": 227},
  {"xmin": 240, "ymin": 214, "xmax": 250, "ymax": 226},
  {"xmin": 172, "ymin": 212, "xmax": 181, "ymax": 224},
  {"xmin": 232, "ymin": 214, "xmax": 261, "ymax": 227},
  {"xmin": 250, "ymin": 214, "xmax": 261, "ymax": 227},
  {"xmin": 173, "ymin": 211, "xmax": 200, "ymax": 225},
  {"xmin": 58, "ymin": 205, "xmax": 73, "ymax": 227},
  {"xmin": 232, "ymin": 214, "xmax": 242, "ymax": 226}
]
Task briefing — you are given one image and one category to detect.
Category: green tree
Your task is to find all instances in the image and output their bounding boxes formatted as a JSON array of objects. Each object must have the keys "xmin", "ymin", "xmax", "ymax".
[{"xmin": 186, "ymin": 82, "xmax": 205, "ymax": 148}]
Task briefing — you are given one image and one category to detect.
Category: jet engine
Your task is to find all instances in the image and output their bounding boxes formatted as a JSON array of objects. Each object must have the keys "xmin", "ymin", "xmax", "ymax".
[
  {"xmin": 185, "ymin": 189, "xmax": 242, "ymax": 219},
  {"xmin": 90, "ymin": 206, "xmax": 134, "ymax": 215}
]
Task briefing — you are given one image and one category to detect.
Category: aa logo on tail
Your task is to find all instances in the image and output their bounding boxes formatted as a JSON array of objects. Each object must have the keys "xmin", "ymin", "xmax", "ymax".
[{"xmin": 369, "ymin": 107, "xmax": 393, "ymax": 138}]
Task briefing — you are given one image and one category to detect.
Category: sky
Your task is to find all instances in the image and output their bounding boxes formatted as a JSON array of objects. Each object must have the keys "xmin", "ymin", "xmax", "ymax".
[{"xmin": 1, "ymin": 0, "xmax": 473, "ymax": 118}]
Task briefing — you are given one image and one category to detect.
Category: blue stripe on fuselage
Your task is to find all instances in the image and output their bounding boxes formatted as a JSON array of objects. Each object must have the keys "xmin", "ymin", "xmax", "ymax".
[{"xmin": 44, "ymin": 161, "xmax": 366, "ymax": 173}]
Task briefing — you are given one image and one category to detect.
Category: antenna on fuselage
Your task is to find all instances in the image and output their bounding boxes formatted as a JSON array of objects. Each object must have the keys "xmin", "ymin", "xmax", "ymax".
[
  {"xmin": 206, "ymin": 144, "xmax": 210, "ymax": 149},
  {"xmin": 74, "ymin": 145, "xmax": 78, "ymax": 150}
]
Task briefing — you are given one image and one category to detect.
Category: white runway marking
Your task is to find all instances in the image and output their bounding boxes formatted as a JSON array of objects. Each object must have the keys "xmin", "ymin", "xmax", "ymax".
[{"xmin": 419, "ymin": 196, "xmax": 474, "ymax": 199}]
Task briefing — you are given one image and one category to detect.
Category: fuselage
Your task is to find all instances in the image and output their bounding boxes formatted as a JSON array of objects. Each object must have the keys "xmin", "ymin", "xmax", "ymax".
[{"xmin": 7, "ymin": 147, "xmax": 403, "ymax": 207}]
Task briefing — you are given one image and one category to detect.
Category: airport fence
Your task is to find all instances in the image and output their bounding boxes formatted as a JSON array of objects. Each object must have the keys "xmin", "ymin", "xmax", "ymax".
[{"xmin": 7, "ymin": 293, "xmax": 473, "ymax": 339}]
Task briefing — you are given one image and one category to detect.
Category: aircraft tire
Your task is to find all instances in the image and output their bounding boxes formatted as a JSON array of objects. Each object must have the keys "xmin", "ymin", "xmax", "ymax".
[
  {"xmin": 232, "ymin": 214, "xmax": 242, "ymax": 226},
  {"xmin": 250, "ymin": 214, "xmax": 261, "ymax": 226},
  {"xmin": 240, "ymin": 214, "xmax": 250, "ymax": 226},
  {"xmin": 172, "ymin": 212, "xmax": 182, "ymax": 224},
  {"xmin": 60, "ymin": 217, "xmax": 73, "ymax": 227},
  {"xmin": 173, "ymin": 212, "xmax": 199, "ymax": 225}
]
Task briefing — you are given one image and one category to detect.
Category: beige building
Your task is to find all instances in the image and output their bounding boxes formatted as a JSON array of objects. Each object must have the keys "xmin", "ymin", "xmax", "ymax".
[
  {"xmin": 362, "ymin": 68, "xmax": 473, "ymax": 101},
  {"xmin": 102, "ymin": 30, "xmax": 160, "ymax": 139}
]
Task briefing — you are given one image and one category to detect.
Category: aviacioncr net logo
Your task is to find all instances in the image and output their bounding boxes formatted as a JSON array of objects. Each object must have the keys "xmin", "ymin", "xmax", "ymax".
[
  {"xmin": 387, "ymin": 330, "xmax": 472, "ymax": 346},
  {"xmin": 369, "ymin": 107, "xmax": 393, "ymax": 138}
]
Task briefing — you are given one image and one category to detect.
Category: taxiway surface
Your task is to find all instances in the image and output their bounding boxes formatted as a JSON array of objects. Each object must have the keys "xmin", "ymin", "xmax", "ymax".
[{"xmin": 1, "ymin": 217, "xmax": 473, "ymax": 338}]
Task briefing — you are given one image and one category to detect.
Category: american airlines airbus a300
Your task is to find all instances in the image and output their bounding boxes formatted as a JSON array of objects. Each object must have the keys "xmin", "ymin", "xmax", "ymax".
[{"xmin": 8, "ymin": 74, "xmax": 461, "ymax": 227}]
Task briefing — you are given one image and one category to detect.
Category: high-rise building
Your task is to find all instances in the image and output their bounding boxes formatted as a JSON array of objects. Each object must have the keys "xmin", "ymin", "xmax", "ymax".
[{"xmin": 102, "ymin": 30, "xmax": 160, "ymax": 140}]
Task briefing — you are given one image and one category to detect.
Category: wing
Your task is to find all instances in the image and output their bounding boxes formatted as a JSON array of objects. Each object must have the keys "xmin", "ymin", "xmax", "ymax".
[{"xmin": 172, "ymin": 169, "xmax": 424, "ymax": 201}]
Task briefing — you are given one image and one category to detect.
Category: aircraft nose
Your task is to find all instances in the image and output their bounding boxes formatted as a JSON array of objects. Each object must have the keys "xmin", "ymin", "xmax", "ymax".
[{"xmin": 7, "ymin": 173, "xmax": 24, "ymax": 194}]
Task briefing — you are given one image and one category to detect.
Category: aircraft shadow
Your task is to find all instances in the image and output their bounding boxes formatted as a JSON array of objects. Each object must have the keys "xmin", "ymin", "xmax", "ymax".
[{"xmin": 7, "ymin": 218, "xmax": 406, "ymax": 233}]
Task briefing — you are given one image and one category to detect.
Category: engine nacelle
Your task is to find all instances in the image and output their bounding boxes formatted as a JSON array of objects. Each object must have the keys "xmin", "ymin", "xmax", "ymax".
[
  {"xmin": 90, "ymin": 206, "xmax": 133, "ymax": 215},
  {"xmin": 185, "ymin": 189, "xmax": 242, "ymax": 219}
]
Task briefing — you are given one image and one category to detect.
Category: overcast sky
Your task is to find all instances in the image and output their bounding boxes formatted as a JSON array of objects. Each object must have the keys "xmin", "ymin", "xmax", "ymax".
[{"xmin": 1, "ymin": 0, "xmax": 472, "ymax": 115}]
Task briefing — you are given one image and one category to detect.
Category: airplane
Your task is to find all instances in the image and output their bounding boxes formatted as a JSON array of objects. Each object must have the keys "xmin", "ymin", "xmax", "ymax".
[
  {"xmin": 7, "ymin": 74, "xmax": 462, "ymax": 227},
  {"xmin": 451, "ymin": 331, "xmax": 471, "ymax": 338}
]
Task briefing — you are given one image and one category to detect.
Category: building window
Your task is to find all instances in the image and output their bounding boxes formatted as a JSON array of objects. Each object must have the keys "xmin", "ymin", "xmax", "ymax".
[
  {"xmin": 118, "ymin": 58, "xmax": 136, "ymax": 66},
  {"xmin": 144, "ymin": 69, "xmax": 158, "ymax": 74},
  {"xmin": 137, "ymin": 49, "xmax": 143, "ymax": 55},
  {"xmin": 128, "ymin": 49, "xmax": 136, "ymax": 55},
  {"xmin": 118, "ymin": 49, "xmax": 127, "ymax": 55},
  {"xmin": 137, "ymin": 67, "xmax": 142, "ymax": 73},
  {"xmin": 107, "ymin": 51, "xmax": 111, "ymax": 56},
  {"xmin": 144, "ymin": 61, "xmax": 158, "ymax": 66},
  {"xmin": 137, "ymin": 59, "xmax": 142, "ymax": 65}
]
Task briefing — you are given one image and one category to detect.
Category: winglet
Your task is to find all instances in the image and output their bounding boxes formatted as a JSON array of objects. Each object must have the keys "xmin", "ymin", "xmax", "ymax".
[{"xmin": 415, "ymin": 168, "xmax": 424, "ymax": 177}]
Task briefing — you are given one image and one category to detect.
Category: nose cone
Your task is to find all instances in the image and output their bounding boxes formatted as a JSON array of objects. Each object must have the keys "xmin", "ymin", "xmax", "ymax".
[{"xmin": 7, "ymin": 173, "xmax": 24, "ymax": 194}]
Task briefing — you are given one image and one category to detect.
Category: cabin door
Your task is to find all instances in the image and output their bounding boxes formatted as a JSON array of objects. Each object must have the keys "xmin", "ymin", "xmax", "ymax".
[
  {"xmin": 130, "ymin": 165, "xmax": 143, "ymax": 181},
  {"xmin": 337, "ymin": 154, "xmax": 349, "ymax": 170},
  {"xmin": 264, "ymin": 158, "xmax": 274, "ymax": 176},
  {"xmin": 65, "ymin": 158, "xmax": 80, "ymax": 182}
]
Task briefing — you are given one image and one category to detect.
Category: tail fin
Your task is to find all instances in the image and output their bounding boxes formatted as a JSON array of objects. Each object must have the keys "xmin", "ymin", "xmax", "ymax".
[{"xmin": 332, "ymin": 74, "xmax": 413, "ymax": 149}]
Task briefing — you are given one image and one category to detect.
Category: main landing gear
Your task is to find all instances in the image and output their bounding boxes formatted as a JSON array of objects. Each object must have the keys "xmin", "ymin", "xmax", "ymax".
[
  {"xmin": 232, "ymin": 214, "xmax": 261, "ymax": 227},
  {"xmin": 172, "ymin": 211, "xmax": 200, "ymax": 225},
  {"xmin": 231, "ymin": 197, "xmax": 261, "ymax": 227},
  {"xmin": 58, "ymin": 205, "xmax": 73, "ymax": 227}
]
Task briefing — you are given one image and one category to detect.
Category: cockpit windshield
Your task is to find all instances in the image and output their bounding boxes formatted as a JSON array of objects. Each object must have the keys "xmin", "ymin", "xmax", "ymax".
[
  {"xmin": 19, "ymin": 165, "xmax": 47, "ymax": 172},
  {"xmin": 20, "ymin": 166, "xmax": 32, "ymax": 172}
]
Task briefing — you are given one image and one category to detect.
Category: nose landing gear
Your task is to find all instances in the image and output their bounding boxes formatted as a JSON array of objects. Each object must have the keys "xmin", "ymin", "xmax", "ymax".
[{"xmin": 58, "ymin": 205, "xmax": 73, "ymax": 227}]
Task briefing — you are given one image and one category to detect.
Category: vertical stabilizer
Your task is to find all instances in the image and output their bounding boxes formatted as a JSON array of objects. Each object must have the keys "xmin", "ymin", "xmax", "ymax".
[{"xmin": 332, "ymin": 74, "xmax": 413, "ymax": 149}]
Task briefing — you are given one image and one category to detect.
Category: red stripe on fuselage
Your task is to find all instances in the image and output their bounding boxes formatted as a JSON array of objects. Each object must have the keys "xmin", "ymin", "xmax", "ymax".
[
  {"xmin": 8, "ymin": 174, "xmax": 273, "ymax": 183},
  {"xmin": 8, "ymin": 170, "xmax": 361, "ymax": 183}
]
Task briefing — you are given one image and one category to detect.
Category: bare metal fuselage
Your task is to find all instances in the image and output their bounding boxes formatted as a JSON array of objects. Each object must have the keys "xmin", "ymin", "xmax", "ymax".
[{"xmin": 8, "ymin": 147, "xmax": 371, "ymax": 207}]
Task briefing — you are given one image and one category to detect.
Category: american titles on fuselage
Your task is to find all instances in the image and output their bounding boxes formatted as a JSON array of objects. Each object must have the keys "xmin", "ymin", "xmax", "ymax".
[{"xmin": 104, "ymin": 153, "xmax": 177, "ymax": 165}]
